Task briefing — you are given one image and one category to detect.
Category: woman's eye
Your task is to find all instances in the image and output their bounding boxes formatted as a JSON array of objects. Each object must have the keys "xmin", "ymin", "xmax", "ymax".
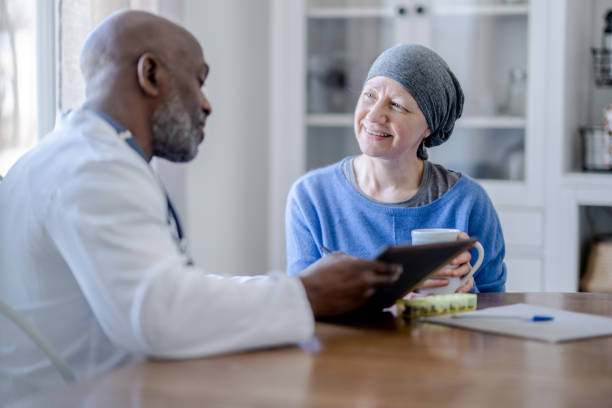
[
  {"xmin": 392, "ymin": 102, "xmax": 405, "ymax": 111},
  {"xmin": 364, "ymin": 92, "xmax": 374, "ymax": 98}
]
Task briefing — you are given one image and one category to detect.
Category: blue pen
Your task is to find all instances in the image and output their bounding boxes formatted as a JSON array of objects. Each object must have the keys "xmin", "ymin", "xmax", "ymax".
[
  {"xmin": 451, "ymin": 314, "xmax": 554, "ymax": 322},
  {"xmin": 319, "ymin": 245, "xmax": 332, "ymax": 255}
]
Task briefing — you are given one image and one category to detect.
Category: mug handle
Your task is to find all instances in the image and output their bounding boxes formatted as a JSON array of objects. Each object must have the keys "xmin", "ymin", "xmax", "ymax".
[{"xmin": 461, "ymin": 241, "xmax": 484, "ymax": 282}]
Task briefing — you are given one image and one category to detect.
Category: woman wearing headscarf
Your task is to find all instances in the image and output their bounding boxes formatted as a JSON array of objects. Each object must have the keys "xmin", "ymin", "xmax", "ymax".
[{"xmin": 285, "ymin": 44, "xmax": 506, "ymax": 293}]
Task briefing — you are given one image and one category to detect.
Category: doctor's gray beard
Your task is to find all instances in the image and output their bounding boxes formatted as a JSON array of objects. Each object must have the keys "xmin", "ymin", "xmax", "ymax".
[{"xmin": 151, "ymin": 86, "xmax": 201, "ymax": 162}]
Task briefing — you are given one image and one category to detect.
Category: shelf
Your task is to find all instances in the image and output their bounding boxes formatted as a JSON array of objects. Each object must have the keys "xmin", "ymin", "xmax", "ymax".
[
  {"xmin": 307, "ymin": 4, "xmax": 528, "ymax": 19},
  {"xmin": 480, "ymin": 179, "xmax": 525, "ymax": 189},
  {"xmin": 564, "ymin": 172, "xmax": 612, "ymax": 189},
  {"xmin": 432, "ymin": 4, "xmax": 529, "ymax": 16},
  {"xmin": 306, "ymin": 114, "xmax": 526, "ymax": 129},
  {"xmin": 456, "ymin": 116, "xmax": 526, "ymax": 129},
  {"xmin": 307, "ymin": 8, "xmax": 392, "ymax": 18},
  {"xmin": 561, "ymin": 173, "xmax": 612, "ymax": 207}
]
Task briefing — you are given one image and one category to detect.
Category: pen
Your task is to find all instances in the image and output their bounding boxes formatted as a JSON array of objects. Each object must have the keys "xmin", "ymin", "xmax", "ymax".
[
  {"xmin": 451, "ymin": 314, "xmax": 554, "ymax": 322},
  {"xmin": 319, "ymin": 245, "xmax": 332, "ymax": 255}
]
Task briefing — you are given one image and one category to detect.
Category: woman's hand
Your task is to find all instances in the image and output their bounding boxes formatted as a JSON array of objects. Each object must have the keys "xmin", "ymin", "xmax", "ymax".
[
  {"xmin": 416, "ymin": 232, "xmax": 474, "ymax": 293},
  {"xmin": 454, "ymin": 276, "xmax": 474, "ymax": 293}
]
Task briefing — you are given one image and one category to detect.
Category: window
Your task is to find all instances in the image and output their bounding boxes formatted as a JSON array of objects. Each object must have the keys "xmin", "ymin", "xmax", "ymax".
[
  {"xmin": 0, "ymin": 0, "xmax": 181, "ymax": 177},
  {"xmin": 0, "ymin": 0, "xmax": 43, "ymax": 176},
  {"xmin": 57, "ymin": 0, "xmax": 182, "ymax": 111}
]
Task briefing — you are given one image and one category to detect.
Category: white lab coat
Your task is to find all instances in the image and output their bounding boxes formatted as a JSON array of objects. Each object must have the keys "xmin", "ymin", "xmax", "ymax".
[{"xmin": 0, "ymin": 109, "xmax": 313, "ymax": 403}]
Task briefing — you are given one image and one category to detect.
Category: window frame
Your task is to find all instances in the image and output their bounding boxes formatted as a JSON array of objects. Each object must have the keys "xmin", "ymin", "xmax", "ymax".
[{"xmin": 35, "ymin": 0, "xmax": 56, "ymax": 139}]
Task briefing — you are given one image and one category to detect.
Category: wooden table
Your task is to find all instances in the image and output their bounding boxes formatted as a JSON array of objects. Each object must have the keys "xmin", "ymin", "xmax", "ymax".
[{"xmin": 13, "ymin": 293, "xmax": 612, "ymax": 407}]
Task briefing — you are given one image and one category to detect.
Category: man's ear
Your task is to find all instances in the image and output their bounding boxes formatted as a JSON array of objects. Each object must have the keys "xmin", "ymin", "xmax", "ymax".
[
  {"xmin": 136, "ymin": 52, "xmax": 165, "ymax": 97},
  {"xmin": 423, "ymin": 127, "xmax": 431, "ymax": 138}
]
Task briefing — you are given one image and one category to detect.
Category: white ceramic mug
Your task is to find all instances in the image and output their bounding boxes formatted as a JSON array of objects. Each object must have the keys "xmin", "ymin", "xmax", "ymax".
[{"xmin": 411, "ymin": 228, "xmax": 484, "ymax": 295}]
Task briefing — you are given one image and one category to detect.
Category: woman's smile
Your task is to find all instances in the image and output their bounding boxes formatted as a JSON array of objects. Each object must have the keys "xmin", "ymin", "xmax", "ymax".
[{"xmin": 362, "ymin": 123, "xmax": 392, "ymax": 138}]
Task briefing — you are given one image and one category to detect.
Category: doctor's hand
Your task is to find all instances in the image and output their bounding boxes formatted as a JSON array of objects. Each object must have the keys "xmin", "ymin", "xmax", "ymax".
[
  {"xmin": 299, "ymin": 252, "xmax": 402, "ymax": 317},
  {"xmin": 415, "ymin": 232, "xmax": 474, "ymax": 293}
]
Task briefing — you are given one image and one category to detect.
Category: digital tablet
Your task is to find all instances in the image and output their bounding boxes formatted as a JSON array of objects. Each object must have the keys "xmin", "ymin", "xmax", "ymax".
[{"xmin": 326, "ymin": 238, "xmax": 478, "ymax": 321}]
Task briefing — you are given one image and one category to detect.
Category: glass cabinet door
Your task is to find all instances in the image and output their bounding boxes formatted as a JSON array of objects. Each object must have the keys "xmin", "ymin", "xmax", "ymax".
[
  {"xmin": 427, "ymin": 0, "xmax": 529, "ymax": 181},
  {"xmin": 305, "ymin": 0, "xmax": 530, "ymax": 181},
  {"xmin": 305, "ymin": 0, "xmax": 395, "ymax": 170}
]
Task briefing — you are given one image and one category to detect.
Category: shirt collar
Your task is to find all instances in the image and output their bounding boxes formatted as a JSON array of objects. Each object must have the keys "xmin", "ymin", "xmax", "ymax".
[
  {"xmin": 87, "ymin": 109, "xmax": 148, "ymax": 162},
  {"xmin": 88, "ymin": 109, "xmax": 127, "ymax": 134}
]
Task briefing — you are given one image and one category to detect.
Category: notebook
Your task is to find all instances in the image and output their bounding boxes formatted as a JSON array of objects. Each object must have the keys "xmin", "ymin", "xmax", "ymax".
[{"xmin": 422, "ymin": 303, "xmax": 612, "ymax": 342}]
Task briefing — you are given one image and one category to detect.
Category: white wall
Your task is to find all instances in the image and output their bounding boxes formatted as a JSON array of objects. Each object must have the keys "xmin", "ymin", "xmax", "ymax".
[{"xmin": 181, "ymin": 0, "xmax": 270, "ymax": 276}]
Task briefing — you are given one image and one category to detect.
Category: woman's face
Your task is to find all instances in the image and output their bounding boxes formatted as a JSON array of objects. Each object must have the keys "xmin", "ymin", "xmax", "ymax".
[{"xmin": 354, "ymin": 76, "xmax": 430, "ymax": 162}]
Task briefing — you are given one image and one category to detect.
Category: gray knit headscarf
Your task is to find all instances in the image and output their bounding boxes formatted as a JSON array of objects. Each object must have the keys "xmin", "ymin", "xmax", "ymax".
[{"xmin": 365, "ymin": 44, "xmax": 464, "ymax": 160}]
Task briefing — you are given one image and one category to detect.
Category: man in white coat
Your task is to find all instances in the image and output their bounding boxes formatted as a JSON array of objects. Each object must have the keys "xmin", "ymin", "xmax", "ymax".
[{"xmin": 0, "ymin": 10, "xmax": 401, "ymax": 402}]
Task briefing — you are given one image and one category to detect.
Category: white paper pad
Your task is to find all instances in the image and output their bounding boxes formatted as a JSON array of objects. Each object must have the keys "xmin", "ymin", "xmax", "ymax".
[{"xmin": 421, "ymin": 303, "xmax": 612, "ymax": 342}]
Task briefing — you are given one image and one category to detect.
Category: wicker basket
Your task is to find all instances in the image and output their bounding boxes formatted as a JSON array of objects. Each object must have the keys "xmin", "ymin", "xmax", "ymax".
[{"xmin": 581, "ymin": 238, "xmax": 612, "ymax": 293}]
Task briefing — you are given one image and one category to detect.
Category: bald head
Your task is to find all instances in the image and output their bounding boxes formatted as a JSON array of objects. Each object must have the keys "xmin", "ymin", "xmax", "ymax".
[
  {"xmin": 79, "ymin": 10, "xmax": 212, "ymax": 163},
  {"xmin": 80, "ymin": 10, "xmax": 202, "ymax": 85}
]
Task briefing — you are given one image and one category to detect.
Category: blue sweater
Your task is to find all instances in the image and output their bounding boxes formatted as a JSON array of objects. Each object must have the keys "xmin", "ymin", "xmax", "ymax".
[{"xmin": 285, "ymin": 159, "xmax": 506, "ymax": 292}]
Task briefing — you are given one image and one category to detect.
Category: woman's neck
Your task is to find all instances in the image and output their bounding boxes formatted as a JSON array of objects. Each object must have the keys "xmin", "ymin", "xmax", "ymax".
[{"xmin": 353, "ymin": 154, "xmax": 425, "ymax": 203}]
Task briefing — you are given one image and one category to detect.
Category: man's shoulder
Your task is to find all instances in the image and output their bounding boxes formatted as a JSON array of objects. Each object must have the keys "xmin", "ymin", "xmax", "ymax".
[
  {"xmin": 51, "ymin": 110, "xmax": 148, "ymax": 173},
  {"xmin": 7, "ymin": 110, "xmax": 155, "ymax": 203}
]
